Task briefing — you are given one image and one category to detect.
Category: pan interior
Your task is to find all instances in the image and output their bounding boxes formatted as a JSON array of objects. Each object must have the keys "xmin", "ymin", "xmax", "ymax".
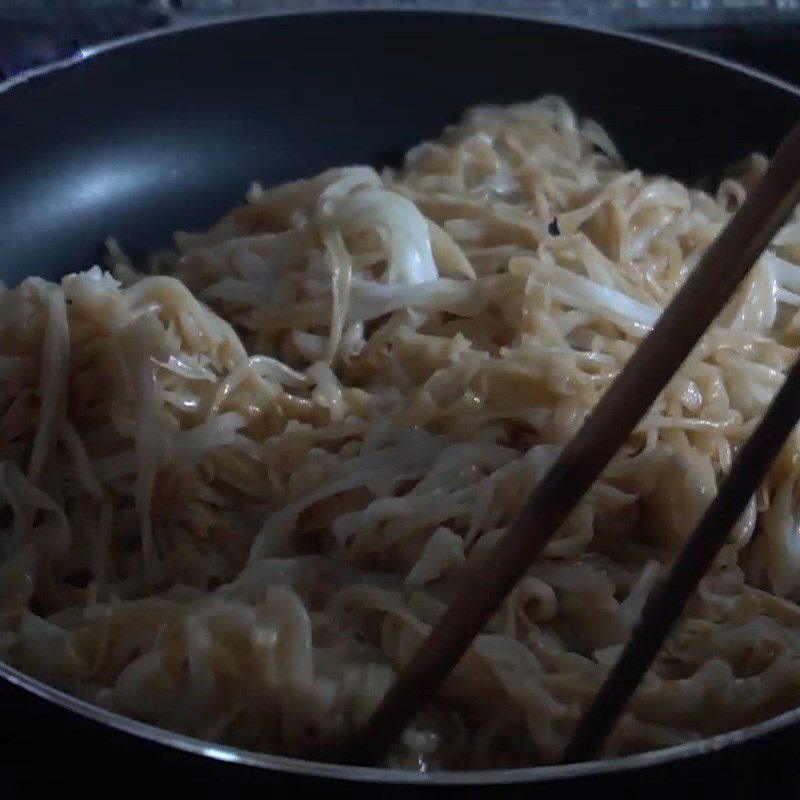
[{"xmin": 0, "ymin": 11, "xmax": 797, "ymax": 284}]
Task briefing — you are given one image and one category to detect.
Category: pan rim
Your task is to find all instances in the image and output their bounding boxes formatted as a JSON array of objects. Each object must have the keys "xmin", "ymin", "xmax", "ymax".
[
  {"xmin": 2, "ymin": 2, "xmax": 800, "ymax": 102},
  {"xmin": 2, "ymin": 3, "xmax": 800, "ymax": 785}
]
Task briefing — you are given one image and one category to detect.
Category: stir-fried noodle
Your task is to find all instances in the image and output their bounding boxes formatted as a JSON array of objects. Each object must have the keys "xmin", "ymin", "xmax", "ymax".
[{"xmin": 4, "ymin": 98, "xmax": 800, "ymax": 768}]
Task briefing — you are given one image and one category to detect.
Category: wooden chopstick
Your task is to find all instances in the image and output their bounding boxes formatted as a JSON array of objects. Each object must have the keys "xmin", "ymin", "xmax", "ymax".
[
  {"xmin": 349, "ymin": 118, "xmax": 800, "ymax": 766},
  {"xmin": 563, "ymin": 349, "xmax": 800, "ymax": 763}
]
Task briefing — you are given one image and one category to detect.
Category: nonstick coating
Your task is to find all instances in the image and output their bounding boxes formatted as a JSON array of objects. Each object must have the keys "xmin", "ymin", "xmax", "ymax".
[{"xmin": 2, "ymin": 9, "xmax": 800, "ymax": 796}]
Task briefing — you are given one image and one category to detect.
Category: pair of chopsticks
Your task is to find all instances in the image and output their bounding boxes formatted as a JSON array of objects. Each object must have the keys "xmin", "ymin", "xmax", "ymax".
[{"xmin": 349, "ymin": 118, "xmax": 800, "ymax": 766}]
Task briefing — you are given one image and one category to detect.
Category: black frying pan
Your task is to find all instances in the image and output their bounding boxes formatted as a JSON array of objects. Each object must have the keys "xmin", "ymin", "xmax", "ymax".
[{"xmin": 2, "ymin": 9, "xmax": 800, "ymax": 797}]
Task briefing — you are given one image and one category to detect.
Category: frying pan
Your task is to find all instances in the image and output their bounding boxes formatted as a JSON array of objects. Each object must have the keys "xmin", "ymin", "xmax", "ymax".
[{"xmin": 2, "ymin": 8, "xmax": 800, "ymax": 797}]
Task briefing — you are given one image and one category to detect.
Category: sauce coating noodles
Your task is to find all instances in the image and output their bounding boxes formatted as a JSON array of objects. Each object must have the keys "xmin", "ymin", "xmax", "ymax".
[{"xmin": 3, "ymin": 98, "xmax": 800, "ymax": 768}]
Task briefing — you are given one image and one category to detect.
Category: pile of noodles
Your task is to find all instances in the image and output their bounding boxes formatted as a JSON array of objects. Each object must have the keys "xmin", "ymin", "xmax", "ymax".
[{"xmin": 5, "ymin": 97, "xmax": 800, "ymax": 769}]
